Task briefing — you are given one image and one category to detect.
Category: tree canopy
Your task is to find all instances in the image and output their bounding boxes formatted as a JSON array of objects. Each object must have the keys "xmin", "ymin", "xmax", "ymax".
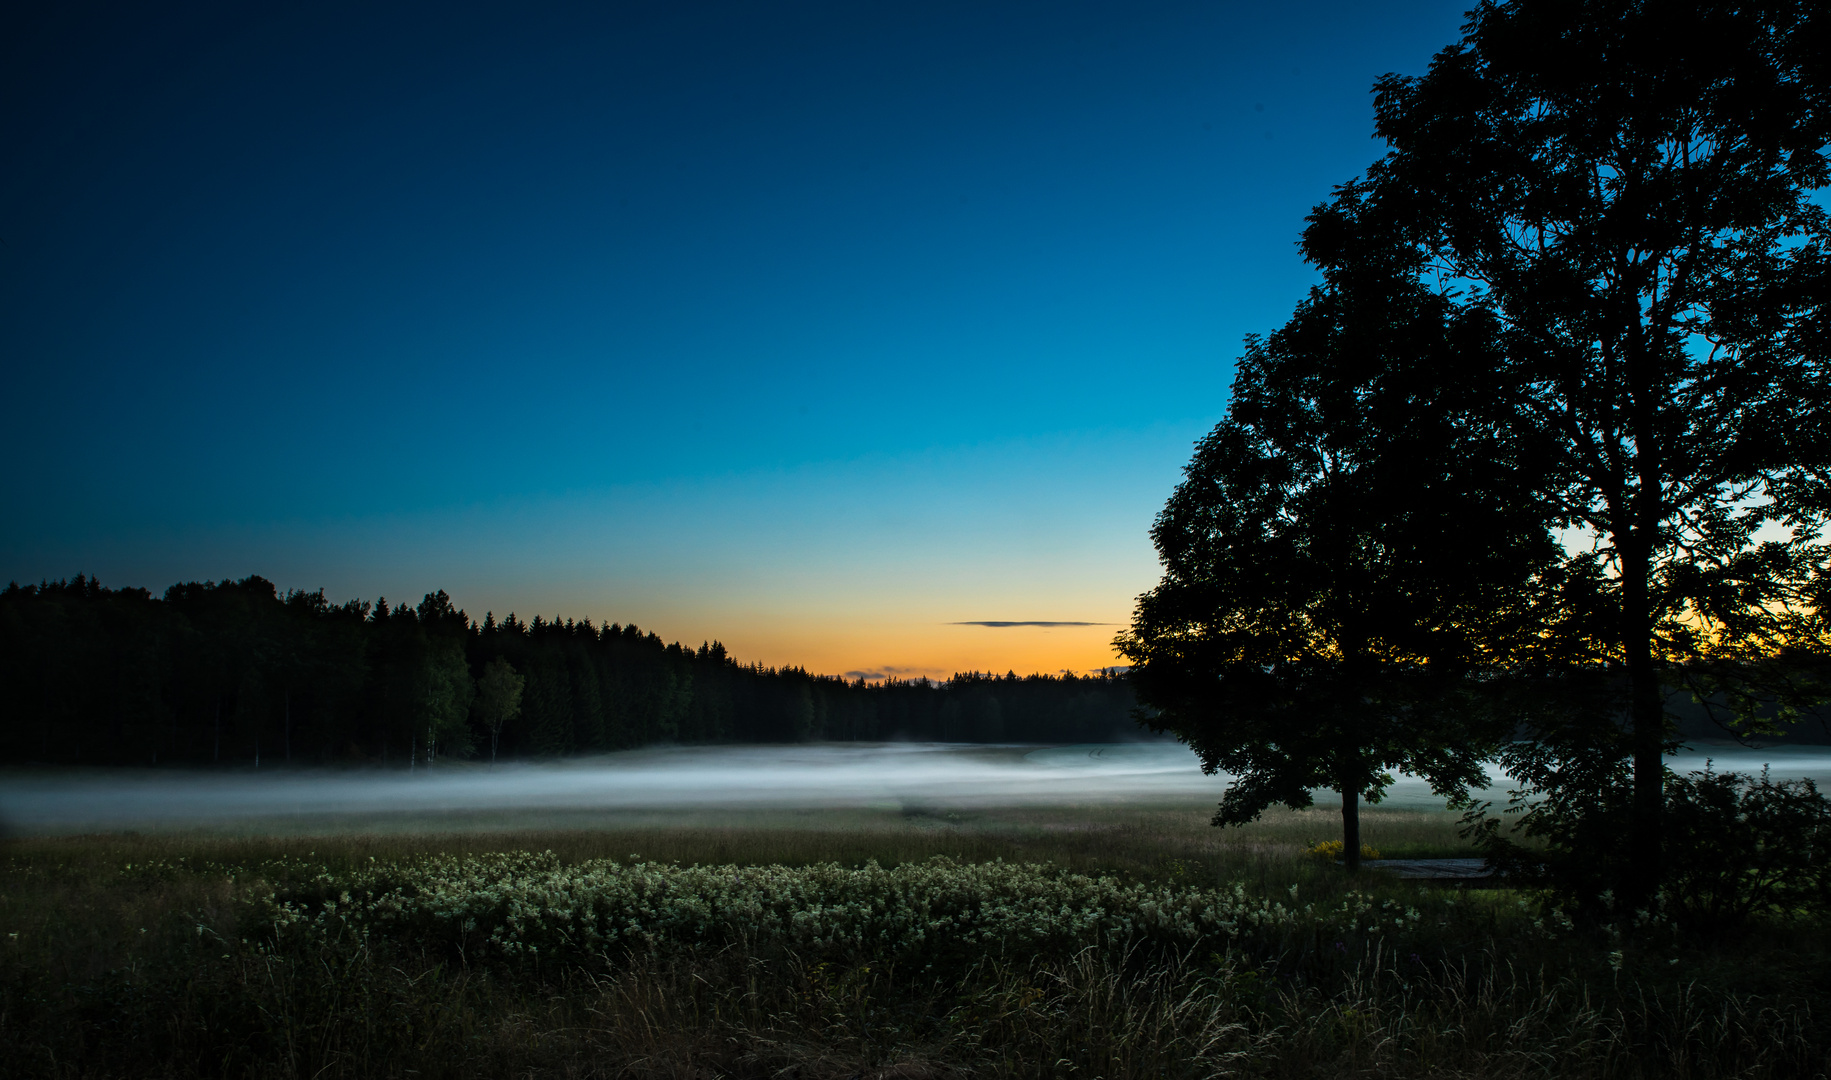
[
  {"xmin": 1120, "ymin": 204, "xmax": 1560, "ymax": 869},
  {"xmin": 1132, "ymin": 0, "xmax": 1830, "ymax": 892},
  {"xmin": 1346, "ymin": 0, "xmax": 1831, "ymax": 900}
]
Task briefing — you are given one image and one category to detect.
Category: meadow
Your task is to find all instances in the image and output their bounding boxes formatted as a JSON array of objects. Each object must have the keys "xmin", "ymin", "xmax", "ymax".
[{"xmin": 2, "ymin": 787, "xmax": 1828, "ymax": 1080}]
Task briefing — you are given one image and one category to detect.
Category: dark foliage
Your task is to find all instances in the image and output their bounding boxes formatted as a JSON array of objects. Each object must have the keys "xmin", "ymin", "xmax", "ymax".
[
  {"xmin": 1356, "ymin": 0, "xmax": 1831, "ymax": 903},
  {"xmin": 1661, "ymin": 768, "xmax": 1831, "ymax": 930},
  {"xmin": 1119, "ymin": 189, "xmax": 1559, "ymax": 869},
  {"xmin": 0, "ymin": 575, "xmax": 1141, "ymax": 766},
  {"xmin": 1470, "ymin": 752, "xmax": 1831, "ymax": 933}
]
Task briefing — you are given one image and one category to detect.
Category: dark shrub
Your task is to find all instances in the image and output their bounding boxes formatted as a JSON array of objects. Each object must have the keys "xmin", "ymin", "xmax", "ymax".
[
  {"xmin": 1661, "ymin": 768, "xmax": 1831, "ymax": 933},
  {"xmin": 1466, "ymin": 752, "xmax": 1831, "ymax": 934}
]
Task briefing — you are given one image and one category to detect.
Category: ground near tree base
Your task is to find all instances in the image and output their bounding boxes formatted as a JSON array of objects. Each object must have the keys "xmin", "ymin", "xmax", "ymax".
[{"xmin": 2, "ymin": 802, "xmax": 1826, "ymax": 1079}]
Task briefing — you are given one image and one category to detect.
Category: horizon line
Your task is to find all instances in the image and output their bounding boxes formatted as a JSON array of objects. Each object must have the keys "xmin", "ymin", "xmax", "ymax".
[{"xmin": 950, "ymin": 620, "xmax": 1115, "ymax": 628}]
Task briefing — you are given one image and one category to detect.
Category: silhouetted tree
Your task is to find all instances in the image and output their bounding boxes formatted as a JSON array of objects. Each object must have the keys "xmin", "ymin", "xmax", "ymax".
[
  {"xmin": 1121, "ymin": 207, "xmax": 1559, "ymax": 870},
  {"xmin": 0, "ymin": 577, "xmax": 1144, "ymax": 763},
  {"xmin": 474, "ymin": 655, "xmax": 525, "ymax": 765},
  {"xmin": 1355, "ymin": 0, "xmax": 1831, "ymax": 901}
]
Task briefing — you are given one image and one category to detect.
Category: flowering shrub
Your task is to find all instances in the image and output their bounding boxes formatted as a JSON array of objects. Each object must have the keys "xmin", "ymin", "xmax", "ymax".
[{"xmin": 248, "ymin": 854, "xmax": 1447, "ymax": 969}]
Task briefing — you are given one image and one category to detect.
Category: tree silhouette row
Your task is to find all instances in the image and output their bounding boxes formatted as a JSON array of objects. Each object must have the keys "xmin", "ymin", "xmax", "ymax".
[{"xmin": 0, "ymin": 575, "xmax": 1138, "ymax": 767}]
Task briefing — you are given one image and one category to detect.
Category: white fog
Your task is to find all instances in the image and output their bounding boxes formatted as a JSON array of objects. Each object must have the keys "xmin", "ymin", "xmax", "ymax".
[{"xmin": 3, "ymin": 740, "xmax": 1828, "ymax": 836}]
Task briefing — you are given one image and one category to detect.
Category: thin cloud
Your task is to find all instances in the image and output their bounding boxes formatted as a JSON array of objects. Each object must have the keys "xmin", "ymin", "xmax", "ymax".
[
  {"xmin": 844, "ymin": 665, "xmax": 939, "ymax": 681},
  {"xmin": 950, "ymin": 620, "xmax": 1114, "ymax": 628}
]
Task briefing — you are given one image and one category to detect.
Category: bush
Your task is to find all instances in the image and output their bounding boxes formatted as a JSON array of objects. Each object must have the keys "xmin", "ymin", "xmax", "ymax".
[
  {"xmin": 1661, "ymin": 768, "xmax": 1831, "ymax": 932},
  {"xmin": 1465, "ymin": 756, "xmax": 1831, "ymax": 933}
]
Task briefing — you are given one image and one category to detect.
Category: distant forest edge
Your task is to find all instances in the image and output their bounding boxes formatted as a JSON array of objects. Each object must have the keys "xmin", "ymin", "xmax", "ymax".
[{"xmin": 0, "ymin": 576, "xmax": 1145, "ymax": 767}]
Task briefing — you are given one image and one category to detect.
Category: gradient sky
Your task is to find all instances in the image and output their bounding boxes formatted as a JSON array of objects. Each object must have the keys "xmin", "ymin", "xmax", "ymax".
[{"xmin": 2, "ymin": 0, "xmax": 1472, "ymax": 679}]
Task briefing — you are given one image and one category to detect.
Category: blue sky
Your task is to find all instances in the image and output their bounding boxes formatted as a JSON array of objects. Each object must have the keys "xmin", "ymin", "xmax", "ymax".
[{"xmin": 2, "ymin": 0, "xmax": 1474, "ymax": 677}]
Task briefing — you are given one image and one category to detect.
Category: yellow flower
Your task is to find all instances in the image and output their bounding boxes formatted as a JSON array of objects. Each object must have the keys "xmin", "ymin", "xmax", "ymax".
[{"xmin": 1304, "ymin": 840, "xmax": 1380, "ymax": 860}]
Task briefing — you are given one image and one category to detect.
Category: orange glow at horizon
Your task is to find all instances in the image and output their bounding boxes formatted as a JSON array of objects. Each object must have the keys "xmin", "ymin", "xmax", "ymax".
[{"xmin": 715, "ymin": 619, "xmax": 1134, "ymax": 682}]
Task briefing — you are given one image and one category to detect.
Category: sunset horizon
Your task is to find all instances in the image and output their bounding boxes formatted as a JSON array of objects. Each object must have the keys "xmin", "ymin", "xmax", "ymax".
[{"xmin": 2, "ymin": 0, "xmax": 1477, "ymax": 679}]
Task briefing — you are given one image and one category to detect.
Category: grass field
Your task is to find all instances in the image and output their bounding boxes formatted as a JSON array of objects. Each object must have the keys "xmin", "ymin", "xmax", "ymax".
[
  {"xmin": 0, "ymin": 795, "xmax": 1475, "ymax": 866},
  {"xmin": 2, "ymin": 799, "xmax": 1827, "ymax": 1079}
]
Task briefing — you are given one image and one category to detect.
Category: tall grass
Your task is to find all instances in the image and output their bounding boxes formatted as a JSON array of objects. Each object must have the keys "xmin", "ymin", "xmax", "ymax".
[
  {"xmin": 0, "ymin": 799, "xmax": 1478, "ymax": 878},
  {"xmin": 1, "ymin": 806, "xmax": 1823, "ymax": 1079}
]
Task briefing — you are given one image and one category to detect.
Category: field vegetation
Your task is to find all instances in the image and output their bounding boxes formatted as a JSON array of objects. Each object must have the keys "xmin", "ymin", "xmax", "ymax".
[
  {"xmin": 4, "ymin": 0, "xmax": 1829, "ymax": 1075},
  {"xmin": 3, "ymin": 804, "xmax": 1827, "ymax": 1079}
]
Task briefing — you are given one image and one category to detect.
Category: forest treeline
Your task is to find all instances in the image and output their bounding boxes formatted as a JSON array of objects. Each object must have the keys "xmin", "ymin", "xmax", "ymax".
[{"xmin": 0, "ymin": 575, "xmax": 1141, "ymax": 767}]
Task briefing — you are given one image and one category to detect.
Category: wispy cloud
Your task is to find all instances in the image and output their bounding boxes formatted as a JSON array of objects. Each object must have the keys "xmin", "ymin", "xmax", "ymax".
[
  {"xmin": 843, "ymin": 665, "xmax": 939, "ymax": 681},
  {"xmin": 950, "ymin": 620, "xmax": 1114, "ymax": 628}
]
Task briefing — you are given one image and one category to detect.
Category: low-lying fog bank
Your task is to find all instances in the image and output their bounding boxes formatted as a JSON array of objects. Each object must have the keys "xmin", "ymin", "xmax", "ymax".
[{"xmin": 2, "ymin": 741, "xmax": 1826, "ymax": 836}]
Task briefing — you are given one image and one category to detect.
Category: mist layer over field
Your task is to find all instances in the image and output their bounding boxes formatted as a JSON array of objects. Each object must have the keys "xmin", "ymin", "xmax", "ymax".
[{"xmin": 2, "ymin": 741, "xmax": 1826, "ymax": 836}]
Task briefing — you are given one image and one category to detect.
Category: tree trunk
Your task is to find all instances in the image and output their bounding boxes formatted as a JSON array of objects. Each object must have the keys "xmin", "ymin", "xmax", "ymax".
[
  {"xmin": 1619, "ymin": 533, "xmax": 1665, "ymax": 909},
  {"xmin": 1340, "ymin": 780, "xmax": 1362, "ymax": 873},
  {"xmin": 1620, "ymin": 314, "xmax": 1668, "ymax": 911},
  {"xmin": 1628, "ymin": 674, "xmax": 1665, "ymax": 904},
  {"xmin": 1618, "ymin": 519, "xmax": 1677, "ymax": 915}
]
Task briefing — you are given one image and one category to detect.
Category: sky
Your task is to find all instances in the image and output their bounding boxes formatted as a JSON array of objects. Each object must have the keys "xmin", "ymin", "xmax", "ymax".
[{"xmin": 2, "ymin": 0, "xmax": 1475, "ymax": 680}]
